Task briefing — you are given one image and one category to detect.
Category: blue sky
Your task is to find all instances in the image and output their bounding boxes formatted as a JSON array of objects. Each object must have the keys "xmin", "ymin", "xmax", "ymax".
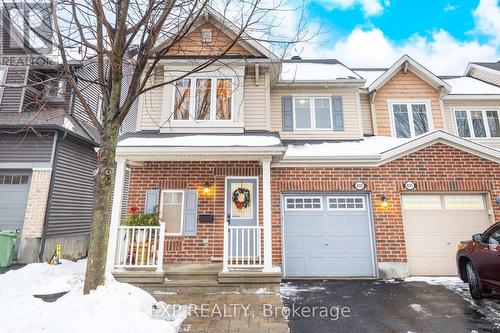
[{"xmin": 285, "ymin": 0, "xmax": 500, "ymax": 74}]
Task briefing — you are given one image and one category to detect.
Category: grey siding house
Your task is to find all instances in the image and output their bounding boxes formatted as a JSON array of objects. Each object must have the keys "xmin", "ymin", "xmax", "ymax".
[{"xmin": 0, "ymin": 61, "xmax": 100, "ymax": 263}]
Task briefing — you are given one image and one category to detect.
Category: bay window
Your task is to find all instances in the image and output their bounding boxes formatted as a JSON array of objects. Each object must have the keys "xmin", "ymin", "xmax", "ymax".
[
  {"xmin": 293, "ymin": 97, "xmax": 332, "ymax": 130},
  {"xmin": 454, "ymin": 109, "xmax": 500, "ymax": 138},
  {"xmin": 390, "ymin": 102, "xmax": 431, "ymax": 138},
  {"xmin": 173, "ymin": 77, "xmax": 232, "ymax": 121}
]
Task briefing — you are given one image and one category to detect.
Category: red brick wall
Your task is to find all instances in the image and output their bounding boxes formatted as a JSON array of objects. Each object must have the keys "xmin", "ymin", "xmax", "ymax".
[
  {"xmin": 127, "ymin": 161, "xmax": 263, "ymax": 263},
  {"xmin": 127, "ymin": 144, "xmax": 500, "ymax": 265},
  {"xmin": 272, "ymin": 143, "xmax": 500, "ymax": 263}
]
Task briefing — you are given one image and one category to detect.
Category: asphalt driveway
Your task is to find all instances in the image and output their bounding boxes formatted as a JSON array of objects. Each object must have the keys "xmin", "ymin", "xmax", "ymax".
[{"xmin": 281, "ymin": 279, "xmax": 500, "ymax": 333}]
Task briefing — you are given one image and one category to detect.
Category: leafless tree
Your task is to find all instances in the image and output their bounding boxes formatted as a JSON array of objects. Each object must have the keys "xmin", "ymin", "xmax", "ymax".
[{"xmin": 7, "ymin": 0, "xmax": 313, "ymax": 294}]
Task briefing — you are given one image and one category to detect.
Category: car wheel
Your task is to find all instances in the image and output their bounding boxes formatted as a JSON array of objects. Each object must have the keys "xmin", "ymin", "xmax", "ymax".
[{"xmin": 466, "ymin": 262, "xmax": 483, "ymax": 299}]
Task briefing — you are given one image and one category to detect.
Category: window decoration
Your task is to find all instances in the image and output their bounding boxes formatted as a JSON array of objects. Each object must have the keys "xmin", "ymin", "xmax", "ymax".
[
  {"xmin": 454, "ymin": 109, "xmax": 500, "ymax": 138},
  {"xmin": 232, "ymin": 187, "xmax": 251, "ymax": 210},
  {"xmin": 391, "ymin": 102, "xmax": 430, "ymax": 138}
]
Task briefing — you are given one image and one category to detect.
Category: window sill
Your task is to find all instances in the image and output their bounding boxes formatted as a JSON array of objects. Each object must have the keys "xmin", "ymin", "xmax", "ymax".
[{"xmin": 166, "ymin": 121, "xmax": 243, "ymax": 127}]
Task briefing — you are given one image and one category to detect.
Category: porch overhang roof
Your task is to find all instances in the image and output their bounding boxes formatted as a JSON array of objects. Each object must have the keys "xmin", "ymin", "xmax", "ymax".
[{"xmin": 116, "ymin": 133, "xmax": 285, "ymax": 161}]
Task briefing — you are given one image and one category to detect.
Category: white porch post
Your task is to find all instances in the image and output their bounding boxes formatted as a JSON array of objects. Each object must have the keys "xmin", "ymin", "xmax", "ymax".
[
  {"xmin": 262, "ymin": 158, "xmax": 273, "ymax": 272},
  {"xmin": 105, "ymin": 158, "xmax": 127, "ymax": 273}
]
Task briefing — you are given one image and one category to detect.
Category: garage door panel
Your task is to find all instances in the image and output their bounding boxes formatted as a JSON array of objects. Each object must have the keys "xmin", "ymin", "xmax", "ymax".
[
  {"xmin": 403, "ymin": 194, "xmax": 490, "ymax": 276},
  {"xmin": 283, "ymin": 194, "xmax": 376, "ymax": 278}
]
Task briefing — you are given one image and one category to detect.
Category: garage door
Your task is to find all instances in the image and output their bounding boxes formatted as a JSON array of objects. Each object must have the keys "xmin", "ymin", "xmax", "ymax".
[
  {"xmin": 282, "ymin": 194, "xmax": 376, "ymax": 278},
  {"xmin": 402, "ymin": 194, "xmax": 491, "ymax": 276},
  {"xmin": 0, "ymin": 172, "xmax": 31, "ymax": 231}
]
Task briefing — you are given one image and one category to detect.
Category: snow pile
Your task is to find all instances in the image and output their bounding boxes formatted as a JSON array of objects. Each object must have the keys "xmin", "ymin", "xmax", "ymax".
[
  {"xmin": 0, "ymin": 260, "xmax": 186, "ymax": 333},
  {"xmin": 118, "ymin": 135, "xmax": 282, "ymax": 147},
  {"xmin": 404, "ymin": 276, "xmax": 464, "ymax": 287},
  {"xmin": 444, "ymin": 77, "xmax": 500, "ymax": 95},
  {"xmin": 285, "ymin": 136, "xmax": 410, "ymax": 158},
  {"xmin": 281, "ymin": 62, "xmax": 362, "ymax": 82}
]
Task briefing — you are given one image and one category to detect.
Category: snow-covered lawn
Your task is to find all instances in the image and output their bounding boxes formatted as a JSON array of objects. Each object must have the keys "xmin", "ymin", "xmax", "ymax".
[{"xmin": 0, "ymin": 260, "xmax": 186, "ymax": 333}]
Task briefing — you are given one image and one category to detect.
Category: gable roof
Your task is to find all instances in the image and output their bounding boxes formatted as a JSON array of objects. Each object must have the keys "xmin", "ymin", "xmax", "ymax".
[
  {"xmin": 155, "ymin": 5, "xmax": 278, "ymax": 61},
  {"xmin": 282, "ymin": 131, "xmax": 500, "ymax": 166},
  {"xmin": 465, "ymin": 61, "xmax": 500, "ymax": 76},
  {"xmin": 367, "ymin": 55, "xmax": 452, "ymax": 93}
]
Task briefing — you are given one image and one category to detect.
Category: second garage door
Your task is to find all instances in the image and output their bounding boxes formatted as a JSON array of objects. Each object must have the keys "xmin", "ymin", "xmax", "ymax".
[
  {"xmin": 402, "ymin": 194, "xmax": 491, "ymax": 276},
  {"xmin": 282, "ymin": 194, "xmax": 377, "ymax": 278}
]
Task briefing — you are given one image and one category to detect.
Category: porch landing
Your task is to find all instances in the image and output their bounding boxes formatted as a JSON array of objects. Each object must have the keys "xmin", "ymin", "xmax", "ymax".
[{"xmin": 113, "ymin": 263, "xmax": 282, "ymax": 294}]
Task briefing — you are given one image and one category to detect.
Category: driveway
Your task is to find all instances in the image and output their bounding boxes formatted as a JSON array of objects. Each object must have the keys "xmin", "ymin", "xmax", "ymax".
[{"xmin": 281, "ymin": 279, "xmax": 500, "ymax": 333}]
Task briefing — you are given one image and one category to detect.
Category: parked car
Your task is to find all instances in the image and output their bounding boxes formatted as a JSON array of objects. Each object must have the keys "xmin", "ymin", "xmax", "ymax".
[{"xmin": 457, "ymin": 222, "xmax": 500, "ymax": 299}]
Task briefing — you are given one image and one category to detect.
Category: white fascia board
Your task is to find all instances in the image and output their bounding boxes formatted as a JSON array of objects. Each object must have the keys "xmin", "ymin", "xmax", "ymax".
[
  {"xmin": 368, "ymin": 55, "xmax": 452, "ymax": 93},
  {"xmin": 116, "ymin": 146, "xmax": 286, "ymax": 159},
  {"xmin": 443, "ymin": 94, "xmax": 500, "ymax": 100},
  {"xmin": 275, "ymin": 80, "xmax": 365, "ymax": 87},
  {"xmin": 465, "ymin": 63, "xmax": 500, "ymax": 76}
]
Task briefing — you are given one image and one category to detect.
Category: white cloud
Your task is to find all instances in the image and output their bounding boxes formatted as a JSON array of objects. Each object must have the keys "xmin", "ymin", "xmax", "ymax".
[
  {"xmin": 444, "ymin": 3, "xmax": 458, "ymax": 12},
  {"xmin": 472, "ymin": 0, "xmax": 500, "ymax": 44},
  {"xmin": 299, "ymin": 28, "xmax": 500, "ymax": 75},
  {"xmin": 318, "ymin": 0, "xmax": 387, "ymax": 16}
]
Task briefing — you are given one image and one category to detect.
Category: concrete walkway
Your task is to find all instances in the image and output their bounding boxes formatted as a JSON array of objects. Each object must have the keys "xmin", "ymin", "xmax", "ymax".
[{"xmin": 153, "ymin": 292, "xmax": 289, "ymax": 333}]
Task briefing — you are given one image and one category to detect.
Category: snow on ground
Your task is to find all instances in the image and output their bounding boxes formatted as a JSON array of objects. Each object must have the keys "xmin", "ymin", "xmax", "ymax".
[
  {"xmin": 280, "ymin": 282, "xmax": 325, "ymax": 301},
  {"xmin": 0, "ymin": 260, "xmax": 186, "ymax": 333},
  {"xmin": 401, "ymin": 276, "xmax": 500, "ymax": 328}
]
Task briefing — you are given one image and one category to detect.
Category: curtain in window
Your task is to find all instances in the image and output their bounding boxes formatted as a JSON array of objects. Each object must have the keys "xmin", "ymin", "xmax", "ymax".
[
  {"xmin": 174, "ymin": 79, "xmax": 191, "ymax": 120},
  {"xmin": 486, "ymin": 111, "xmax": 500, "ymax": 138},
  {"xmin": 471, "ymin": 111, "xmax": 487, "ymax": 137},
  {"xmin": 294, "ymin": 98, "xmax": 311, "ymax": 129},
  {"xmin": 216, "ymin": 79, "xmax": 232, "ymax": 120},
  {"xmin": 455, "ymin": 111, "xmax": 470, "ymax": 137},
  {"xmin": 411, "ymin": 104, "xmax": 429, "ymax": 136},
  {"xmin": 195, "ymin": 79, "xmax": 211, "ymax": 120},
  {"xmin": 393, "ymin": 104, "xmax": 410, "ymax": 138}
]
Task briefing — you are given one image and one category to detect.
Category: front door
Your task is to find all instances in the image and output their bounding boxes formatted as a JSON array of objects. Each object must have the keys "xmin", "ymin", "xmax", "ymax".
[{"xmin": 226, "ymin": 178, "xmax": 258, "ymax": 258}]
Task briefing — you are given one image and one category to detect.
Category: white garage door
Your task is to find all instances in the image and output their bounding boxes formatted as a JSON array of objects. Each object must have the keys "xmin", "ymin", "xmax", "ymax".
[
  {"xmin": 402, "ymin": 194, "xmax": 491, "ymax": 276},
  {"xmin": 282, "ymin": 194, "xmax": 377, "ymax": 278}
]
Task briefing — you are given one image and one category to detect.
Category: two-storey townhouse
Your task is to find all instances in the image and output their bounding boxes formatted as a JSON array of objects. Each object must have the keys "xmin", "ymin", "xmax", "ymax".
[{"xmin": 106, "ymin": 8, "xmax": 500, "ymax": 289}]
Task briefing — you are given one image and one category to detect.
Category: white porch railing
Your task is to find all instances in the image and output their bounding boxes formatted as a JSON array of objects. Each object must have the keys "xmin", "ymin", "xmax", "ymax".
[
  {"xmin": 226, "ymin": 225, "xmax": 263, "ymax": 268},
  {"xmin": 114, "ymin": 222, "xmax": 165, "ymax": 272}
]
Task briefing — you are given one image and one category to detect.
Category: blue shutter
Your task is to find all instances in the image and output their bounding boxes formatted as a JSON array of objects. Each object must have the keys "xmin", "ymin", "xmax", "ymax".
[
  {"xmin": 282, "ymin": 96, "xmax": 293, "ymax": 131},
  {"xmin": 331, "ymin": 96, "xmax": 344, "ymax": 131},
  {"xmin": 144, "ymin": 189, "xmax": 159, "ymax": 213},
  {"xmin": 182, "ymin": 189, "xmax": 198, "ymax": 236}
]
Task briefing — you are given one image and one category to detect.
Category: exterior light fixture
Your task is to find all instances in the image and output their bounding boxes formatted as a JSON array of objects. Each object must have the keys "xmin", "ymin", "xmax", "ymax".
[
  {"xmin": 496, "ymin": 195, "xmax": 500, "ymax": 207},
  {"xmin": 381, "ymin": 194, "xmax": 388, "ymax": 210},
  {"xmin": 203, "ymin": 181, "xmax": 211, "ymax": 195}
]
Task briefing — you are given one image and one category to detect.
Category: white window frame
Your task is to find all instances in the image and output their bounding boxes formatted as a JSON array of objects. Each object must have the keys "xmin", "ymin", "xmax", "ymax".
[
  {"xmin": 452, "ymin": 108, "xmax": 500, "ymax": 139},
  {"xmin": 327, "ymin": 196, "xmax": 366, "ymax": 211},
  {"xmin": 444, "ymin": 195, "xmax": 485, "ymax": 210},
  {"xmin": 388, "ymin": 100, "xmax": 433, "ymax": 138},
  {"xmin": 292, "ymin": 96, "xmax": 333, "ymax": 131},
  {"xmin": 159, "ymin": 189, "xmax": 185, "ymax": 236},
  {"xmin": 171, "ymin": 77, "xmax": 234, "ymax": 122},
  {"xmin": 284, "ymin": 196, "xmax": 323, "ymax": 211},
  {"xmin": 0, "ymin": 66, "xmax": 8, "ymax": 102}
]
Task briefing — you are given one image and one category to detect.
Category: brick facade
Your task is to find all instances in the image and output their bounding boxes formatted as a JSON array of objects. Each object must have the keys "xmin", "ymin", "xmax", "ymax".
[
  {"xmin": 126, "ymin": 144, "xmax": 500, "ymax": 266},
  {"xmin": 21, "ymin": 169, "xmax": 52, "ymax": 239}
]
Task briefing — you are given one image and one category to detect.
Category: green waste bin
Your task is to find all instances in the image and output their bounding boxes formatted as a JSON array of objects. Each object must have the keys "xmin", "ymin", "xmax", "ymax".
[{"xmin": 0, "ymin": 230, "xmax": 19, "ymax": 267}]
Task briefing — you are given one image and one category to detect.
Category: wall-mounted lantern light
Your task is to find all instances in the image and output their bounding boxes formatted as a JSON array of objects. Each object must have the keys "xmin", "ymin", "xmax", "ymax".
[
  {"xmin": 381, "ymin": 194, "xmax": 388, "ymax": 210},
  {"xmin": 203, "ymin": 181, "xmax": 211, "ymax": 195},
  {"xmin": 496, "ymin": 195, "xmax": 500, "ymax": 207}
]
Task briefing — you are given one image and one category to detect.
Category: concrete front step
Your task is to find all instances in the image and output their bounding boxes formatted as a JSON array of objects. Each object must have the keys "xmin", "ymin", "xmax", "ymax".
[
  {"xmin": 218, "ymin": 270, "xmax": 282, "ymax": 284},
  {"xmin": 113, "ymin": 270, "xmax": 166, "ymax": 284},
  {"xmin": 164, "ymin": 263, "xmax": 220, "ymax": 282}
]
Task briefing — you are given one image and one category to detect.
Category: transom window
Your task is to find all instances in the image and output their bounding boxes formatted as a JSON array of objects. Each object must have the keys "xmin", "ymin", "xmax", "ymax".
[
  {"xmin": 0, "ymin": 174, "xmax": 29, "ymax": 185},
  {"xmin": 293, "ymin": 97, "xmax": 332, "ymax": 130},
  {"xmin": 454, "ymin": 109, "xmax": 500, "ymax": 138},
  {"xmin": 285, "ymin": 197, "xmax": 322, "ymax": 210},
  {"xmin": 160, "ymin": 190, "xmax": 184, "ymax": 235},
  {"xmin": 173, "ymin": 78, "xmax": 233, "ymax": 121},
  {"xmin": 328, "ymin": 196, "xmax": 365, "ymax": 210},
  {"xmin": 444, "ymin": 196, "xmax": 484, "ymax": 210},
  {"xmin": 390, "ymin": 102, "xmax": 431, "ymax": 138},
  {"xmin": 402, "ymin": 195, "xmax": 442, "ymax": 210}
]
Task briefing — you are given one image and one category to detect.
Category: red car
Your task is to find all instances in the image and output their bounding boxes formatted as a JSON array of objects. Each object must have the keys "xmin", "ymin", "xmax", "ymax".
[{"xmin": 457, "ymin": 222, "xmax": 500, "ymax": 299}]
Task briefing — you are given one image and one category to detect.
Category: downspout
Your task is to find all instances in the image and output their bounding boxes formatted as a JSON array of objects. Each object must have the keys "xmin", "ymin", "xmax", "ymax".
[
  {"xmin": 369, "ymin": 90, "xmax": 378, "ymax": 136},
  {"xmin": 38, "ymin": 131, "xmax": 60, "ymax": 262}
]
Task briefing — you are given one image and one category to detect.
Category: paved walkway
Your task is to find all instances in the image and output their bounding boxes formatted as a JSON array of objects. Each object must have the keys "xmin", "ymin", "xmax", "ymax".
[{"xmin": 153, "ymin": 292, "xmax": 289, "ymax": 333}]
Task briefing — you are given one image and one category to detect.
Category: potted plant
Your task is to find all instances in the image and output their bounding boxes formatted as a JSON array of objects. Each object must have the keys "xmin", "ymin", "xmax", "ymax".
[{"xmin": 122, "ymin": 206, "xmax": 160, "ymax": 265}]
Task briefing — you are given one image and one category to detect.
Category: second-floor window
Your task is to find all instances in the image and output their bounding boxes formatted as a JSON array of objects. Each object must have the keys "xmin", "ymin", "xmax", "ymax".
[
  {"xmin": 390, "ymin": 102, "xmax": 431, "ymax": 138},
  {"xmin": 293, "ymin": 97, "xmax": 332, "ymax": 130},
  {"xmin": 173, "ymin": 78, "xmax": 232, "ymax": 121},
  {"xmin": 454, "ymin": 109, "xmax": 500, "ymax": 138}
]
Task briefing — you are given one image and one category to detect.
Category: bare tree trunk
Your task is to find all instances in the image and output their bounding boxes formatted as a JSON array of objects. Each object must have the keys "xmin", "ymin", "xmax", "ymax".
[{"xmin": 84, "ymin": 78, "xmax": 123, "ymax": 294}]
